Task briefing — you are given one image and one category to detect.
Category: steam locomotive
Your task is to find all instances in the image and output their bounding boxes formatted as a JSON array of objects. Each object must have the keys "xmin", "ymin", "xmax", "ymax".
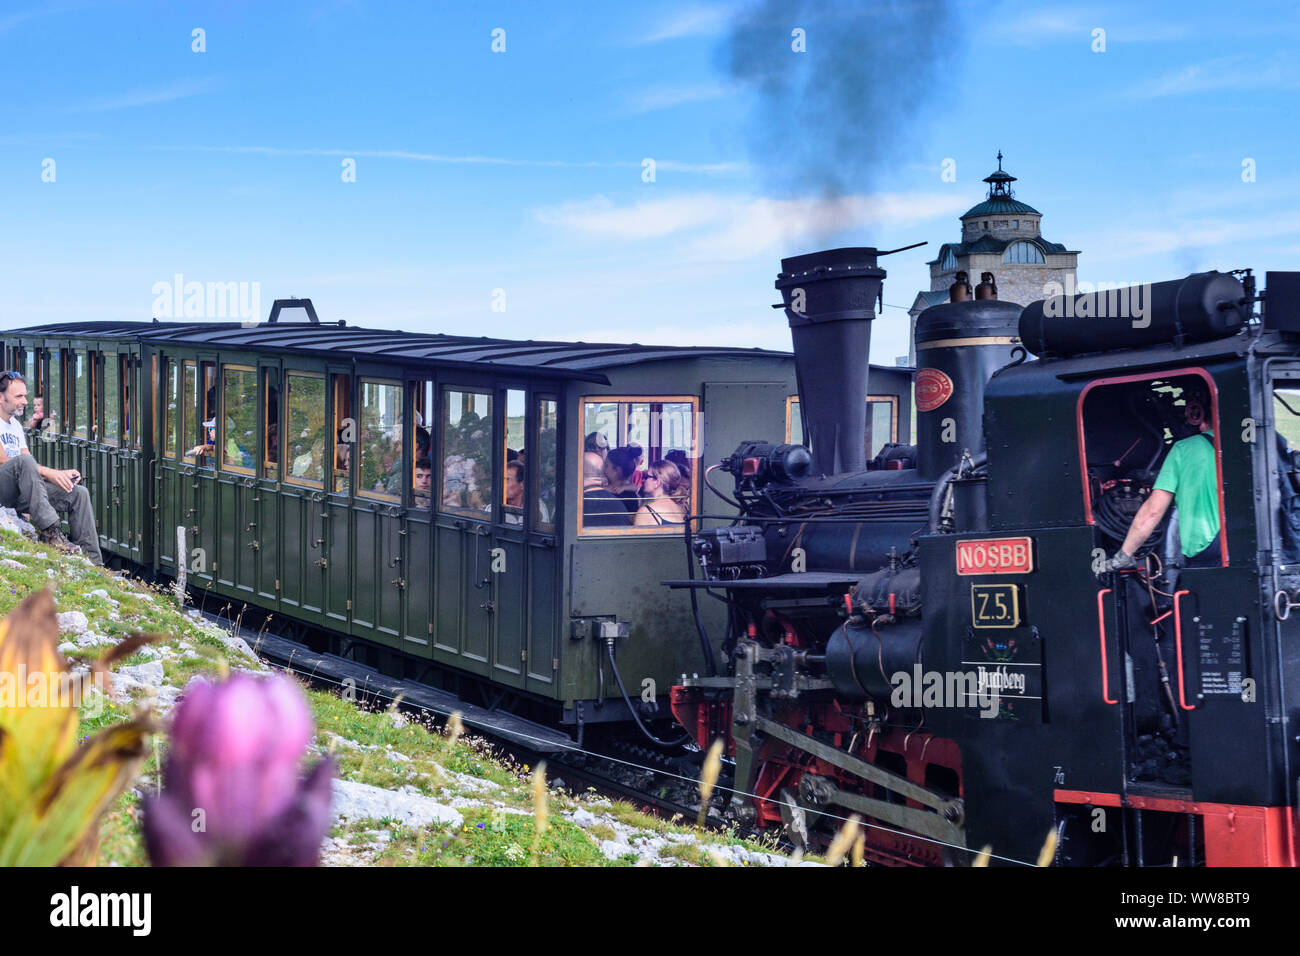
[{"xmin": 669, "ymin": 247, "xmax": 1300, "ymax": 866}]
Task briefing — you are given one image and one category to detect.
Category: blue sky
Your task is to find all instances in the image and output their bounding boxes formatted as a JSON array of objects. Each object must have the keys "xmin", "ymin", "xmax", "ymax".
[{"xmin": 1, "ymin": 0, "xmax": 1298, "ymax": 363}]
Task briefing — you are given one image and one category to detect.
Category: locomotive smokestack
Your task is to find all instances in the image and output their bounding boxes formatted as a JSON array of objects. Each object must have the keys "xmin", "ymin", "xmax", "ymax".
[{"xmin": 776, "ymin": 247, "xmax": 884, "ymax": 475}]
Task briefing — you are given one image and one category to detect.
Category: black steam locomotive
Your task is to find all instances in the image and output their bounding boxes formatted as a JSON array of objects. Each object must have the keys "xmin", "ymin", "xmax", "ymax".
[{"xmin": 670, "ymin": 247, "xmax": 1300, "ymax": 866}]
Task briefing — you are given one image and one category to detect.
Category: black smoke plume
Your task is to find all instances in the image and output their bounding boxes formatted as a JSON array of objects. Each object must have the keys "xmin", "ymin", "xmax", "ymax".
[{"xmin": 725, "ymin": 0, "xmax": 965, "ymax": 199}]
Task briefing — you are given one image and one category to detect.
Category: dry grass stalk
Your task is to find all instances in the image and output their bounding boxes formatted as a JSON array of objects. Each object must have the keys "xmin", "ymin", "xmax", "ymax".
[
  {"xmin": 446, "ymin": 710, "xmax": 464, "ymax": 747},
  {"xmin": 696, "ymin": 738, "xmax": 724, "ymax": 827},
  {"xmin": 1036, "ymin": 827, "xmax": 1058, "ymax": 867},
  {"xmin": 530, "ymin": 761, "xmax": 548, "ymax": 865},
  {"xmin": 851, "ymin": 832, "xmax": 866, "ymax": 867},
  {"xmin": 825, "ymin": 814, "xmax": 862, "ymax": 867},
  {"xmin": 972, "ymin": 844, "xmax": 993, "ymax": 867}
]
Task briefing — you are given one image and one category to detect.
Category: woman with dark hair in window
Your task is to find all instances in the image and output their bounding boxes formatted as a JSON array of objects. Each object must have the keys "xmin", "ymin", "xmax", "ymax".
[
  {"xmin": 604, "ymin": 445, "xmax": 641, "ymax": 514},
  {"xmin": 632, "ymin": 460, "xmax": 687, "ymax": 527}
]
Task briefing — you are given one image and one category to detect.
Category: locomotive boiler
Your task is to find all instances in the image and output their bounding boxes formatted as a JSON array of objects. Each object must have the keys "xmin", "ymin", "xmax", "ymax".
[{"xmin": 671, "ymin": 246, "xmax": 1300, "ymax": 866}]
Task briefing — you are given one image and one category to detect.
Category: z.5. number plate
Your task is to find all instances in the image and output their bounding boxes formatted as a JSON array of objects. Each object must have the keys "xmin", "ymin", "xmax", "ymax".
[{"xmin": 971, "ymin": 583, "xmax": 1020, "ymax": 629}]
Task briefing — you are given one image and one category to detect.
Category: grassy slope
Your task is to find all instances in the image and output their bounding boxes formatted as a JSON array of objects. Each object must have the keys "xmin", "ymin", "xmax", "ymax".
[{"xmin": 0, "ymin": 529, "xmax": 799, "ymax": 867}]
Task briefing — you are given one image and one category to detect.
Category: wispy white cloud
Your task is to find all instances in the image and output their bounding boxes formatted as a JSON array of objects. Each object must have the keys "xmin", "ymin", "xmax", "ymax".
[
  {"xmin": 535, "ymin": 191, "xmax": 969, "ymax": 261},
  {"xmin": 989, "ymin": 5, "xmax": 1195, "ymax": 46},
  {"xmin": 150, "ymin": 143, "xmax": 746, "ymax": 174},
  {"xmin": 633, "ymin": 3, "xmax": 738, "ymax": 44},
  {"xmin": 79, "ymin": 77, "xmax": 222, "ymax": 111},
  {"xmin": 1127, "ymin": 54, "xmax": 1300, "ymax": 98},
  {"xmin": 1082, "ymin": 212, "xmax": 1300, "ymax": 263},
  {"xmin": 624, "ymin": 82, "xmax": 738, "ymax": 114}
]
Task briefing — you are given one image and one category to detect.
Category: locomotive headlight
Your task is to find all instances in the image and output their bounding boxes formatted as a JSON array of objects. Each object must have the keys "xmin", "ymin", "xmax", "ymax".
[{"xmin": 724, "ymin": 441, "xmax": 813, "ymax": 485}]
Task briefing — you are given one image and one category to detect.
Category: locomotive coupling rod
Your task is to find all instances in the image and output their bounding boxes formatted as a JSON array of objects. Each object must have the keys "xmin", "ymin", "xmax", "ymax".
[
  {"xmin": 754, "ymin": 715, "xmax": 963, "ymax": 824},
  {"xmin": 799, "ymin": 774, "xmax": 965, "ymax": 848}
]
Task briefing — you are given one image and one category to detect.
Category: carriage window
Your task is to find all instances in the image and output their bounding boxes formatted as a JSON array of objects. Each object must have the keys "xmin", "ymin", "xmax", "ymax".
[
  {"xmin": 359, "ymin": 379, "xmax": 402, "ymax": 500},
  {"xmin": 47, "ymin": 350, "xmax": 62, "ymax": 433},
  {"xmin": 163, "ymin": 360, "xmax": 179, "ymax": 457},
  {"xmin": 201, "ymin": 362, "xmax": 216, "ymax": 457},
  {"xmin": 579, "ymin": 396, "xmax": 699, "ymax": 535},
  {"xmin": 331, "ymin": 374, "xmax": 353, "ymax": 494},
  {"xmin": 222, "ymin": 366, "xmax": 258, "ymax": 473},
  {"xmin": 285, "ymin": 372, "xmax": 326, "ymax": 486},
  {"xmin": 409, "ymin": 380, "xmax": 434, "ymax": 509},
  {"xmin": 441, "ymin": 389, "xmax": 492, "ymax": 519},
  {"xmin": 263, "ymin": 368, "xmax": 280, "ymax": 479},
  {"xmin": 104, "ymin": 354, "xmax": 120, "ymax": 445},
  {"xmin": 182, "ymin": 362, "xmax": 197, "ymax": 462},
  {"xmin": 502, "ymin": 390, "xmax": 526, "ymax": 525},
  {"xmin": 787, "ymin": 395, "xmax": 899, "ymax": 458},
  {"xmin": 121, "ymin": 355, "xmax": 133, "ymax": 449},
  {"xmin": 73, "ymin": 350, "xmax": 89, "ymax": 437},
  {"xmin": 23, "ymin": 350, "xmax": 35, "ymax": 396},
  {"xmin": 535, "ymin": 397, "xmax": 558, "ymax": 533}
]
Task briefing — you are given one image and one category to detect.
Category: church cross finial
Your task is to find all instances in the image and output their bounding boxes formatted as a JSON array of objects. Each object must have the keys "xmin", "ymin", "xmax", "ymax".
[{"xmin": 997, "ymin": 149, "xmax": 1003, "ymax": 171}]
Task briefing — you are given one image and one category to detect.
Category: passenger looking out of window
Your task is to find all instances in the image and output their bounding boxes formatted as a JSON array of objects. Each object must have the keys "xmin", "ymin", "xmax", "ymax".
[
  {"xmin": 413, "ymin": 458, "xmax": 433, "ymax": 509},
  {"xmin": 504, "ymin": 460, "xmax": 524, "ymax": 525},
  {"xmin": 582, "ymin": 451, "xmax": 626, "ymax": 528},
  {"xmin": 26, "ymin": 396, "xmax": 44, "ymax": 435},
  {"xmin": 633, "ymin": 460, "xmax": 688, "ymax": 526},
  {"xmin": 186, "ymin": 419, "xmax": 217, "ymax": 459}
]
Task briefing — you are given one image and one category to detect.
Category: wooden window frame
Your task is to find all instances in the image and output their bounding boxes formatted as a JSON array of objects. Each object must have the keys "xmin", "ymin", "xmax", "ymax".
[
  {"xmin": 72, "ymin": 349, "xmax": 89, "ymax": 438},
  {"xmin": 102, "ymin": 351, "xmax": 120, "ymax": 447},
  {"xmin": 407, "ymin": 379, "xmax": 435, "ymax": 511},
  {"xmin": 47, "ymin": 349, "xmax": 63, "ymax": 434},
  {"xmin": 437, "ymin": 386, "xmax": 494, "ymax": 521},
  {"xmin": 261, "ymin": 367, "xmax": 280, "ymax": 480},
  {"xmin": 533, "ymin": 394, "xmax": 559, "ymax": 534},
  {"xmin": 282, "ymin": 370, "xmax": 326, "ymax": 489},
  {"xmin": 181, "ymin": 361, "xmax": 198, "ymax": 464},
  {"xmin": 577, "ymin": 393, "xmax": 700, "ymax": 538},
  {"xmin": 355, "ymin": 377, "xmax": 402, "ymax": 502},
  {"xmin": 220, "ymin": 364, "xmax": 257, "ymax": 476},
  {"xmin": 784, "ymin": 394, "xmax": 900, "ymax": 453}
]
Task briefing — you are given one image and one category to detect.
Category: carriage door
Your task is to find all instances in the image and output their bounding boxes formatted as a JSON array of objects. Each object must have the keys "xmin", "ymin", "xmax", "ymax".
[
  {"xmin": 155, "ymin": 357, "xmax": 182, "ymax": 572},
  {"xmin": 69, "ymin": 348, "xmax": 96, "ymax": 518},
  {"xmin": 351, "ymin": 375, "xmax": 405, "ymax": 645},
  {"xmin": 434, "ymin": 387, "xmax": 495, "ymax": 678},
  {"xmin": 254, "ymin": 363, "xmax": 281, "ymax": 606},
  {"xmin": 116, "ymin": 350, "xmax": 144, "ymax": 560},
  {"xmin": 401, "ymin": 378, "xmax": 436, "ymax": 653},
  {"xmin": 188, "ymin": 359, "xmax": 219, "ymax": 587},
  {"xmin": 524, "ymin": 395, "xmax": 561, "ymax": 693},
  {"xmin": 216, "ymin": 363, "xmax": 259, "ymax": 598},
  {"xmin": 98, "ymin": 350, "xmax": 121, "ymax": 553}
]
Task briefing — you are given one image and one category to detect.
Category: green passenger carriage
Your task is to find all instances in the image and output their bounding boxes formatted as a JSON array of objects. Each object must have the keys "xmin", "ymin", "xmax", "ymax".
[{"xmin": 1, "ymin": 305, "xmax": 911, "ymax": 740}]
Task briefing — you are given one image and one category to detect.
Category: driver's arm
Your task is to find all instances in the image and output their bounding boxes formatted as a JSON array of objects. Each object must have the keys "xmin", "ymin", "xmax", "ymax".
[{"xmin": 1119, "ymin": 488, "xmax": 1174, "ymax": 558}]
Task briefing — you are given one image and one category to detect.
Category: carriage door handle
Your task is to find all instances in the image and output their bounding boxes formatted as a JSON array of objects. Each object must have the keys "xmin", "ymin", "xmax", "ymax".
[
  {"xmin": 310, "ymin": 492, "xmax": 326, "ymax": 548},
  {"xmin": 242, "ymin": 478, "xmax": 258, "ymax": 532},
  {"xmin": 473, "ymin": 524, "xmax": 491, "ymax": 589}
]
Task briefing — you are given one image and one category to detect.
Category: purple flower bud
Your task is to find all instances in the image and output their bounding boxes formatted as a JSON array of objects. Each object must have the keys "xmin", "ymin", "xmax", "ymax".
[{"xmin": 144, "ymin": 673, "xmax": 332, "ymax": 866}]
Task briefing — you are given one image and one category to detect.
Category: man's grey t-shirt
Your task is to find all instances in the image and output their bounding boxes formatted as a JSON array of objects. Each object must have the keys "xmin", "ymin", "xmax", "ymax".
[{"xmin": 0, "ymin": 413, "xmax": 28, "ymax": 460}]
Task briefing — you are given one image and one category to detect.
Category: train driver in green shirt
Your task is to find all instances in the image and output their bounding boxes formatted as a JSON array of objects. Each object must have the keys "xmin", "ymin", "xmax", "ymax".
[{"xmin": 1104, "ymin": 378, "xmax": 1223, "ymax": 571}]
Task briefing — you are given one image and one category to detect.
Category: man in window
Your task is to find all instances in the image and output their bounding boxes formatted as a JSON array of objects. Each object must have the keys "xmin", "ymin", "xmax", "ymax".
[
  {"xmin": 1104, "ymin": 379, "xmax": 1221, "ymax": 571},
  {"xmin": 413, "ymin": 458, "xmax": 433, "ymax": 509},
  {"xmin": 0, "ymin": 372, "xmax": 103, "ymax": 564}
]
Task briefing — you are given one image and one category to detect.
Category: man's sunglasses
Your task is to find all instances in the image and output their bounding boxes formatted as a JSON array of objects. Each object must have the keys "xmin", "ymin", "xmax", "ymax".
[{"xmin": 0, "ymin": 371, "xmax": 23, "ymax": 382}]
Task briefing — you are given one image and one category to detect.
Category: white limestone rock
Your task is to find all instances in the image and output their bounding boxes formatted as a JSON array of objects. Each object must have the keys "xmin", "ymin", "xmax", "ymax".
[{"xmin": 331, "ymin": 778, "xmax": 464, "ymax": 830}]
